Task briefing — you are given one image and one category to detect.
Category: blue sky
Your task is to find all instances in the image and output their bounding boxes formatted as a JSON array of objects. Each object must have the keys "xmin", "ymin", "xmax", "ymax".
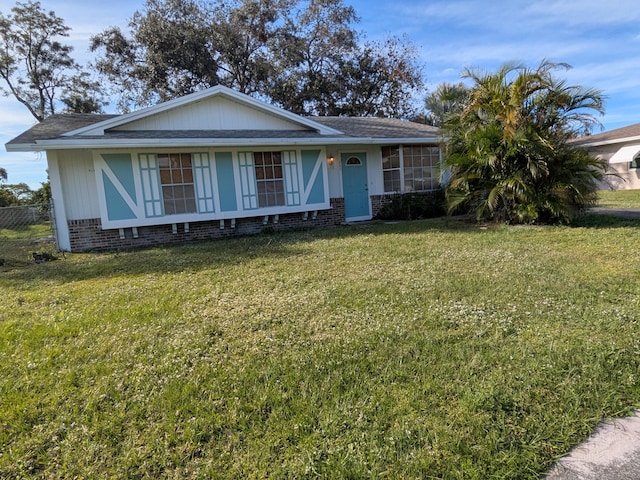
[{"xmin": 2, "ymin": 0, "xmax": 640, "ymax": 189}]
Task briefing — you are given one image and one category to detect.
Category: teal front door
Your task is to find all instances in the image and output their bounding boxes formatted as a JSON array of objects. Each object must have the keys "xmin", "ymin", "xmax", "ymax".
[{"xmin": 341, "ymin": 152, "xmax": 370, "ymax": 220}]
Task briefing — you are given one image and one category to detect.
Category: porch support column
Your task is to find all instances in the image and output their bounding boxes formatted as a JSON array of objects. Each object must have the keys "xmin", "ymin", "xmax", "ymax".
[{"xmin": 47, "ymin": 151, "xmax": 71, "ymax": 251}]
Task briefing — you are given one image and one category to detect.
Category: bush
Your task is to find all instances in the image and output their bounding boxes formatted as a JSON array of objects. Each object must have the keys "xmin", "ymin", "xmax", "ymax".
[{"xmin": 375, "ymin": 189, "xmax": 446, "ymax": 220}]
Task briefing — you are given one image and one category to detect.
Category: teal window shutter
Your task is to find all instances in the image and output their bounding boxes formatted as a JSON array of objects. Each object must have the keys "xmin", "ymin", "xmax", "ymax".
[
  {"xmin": 215, "ymin": 152, "xmax": 237, "ymax": 212},
  {"xmin": 301, "ymin": 150, "xmax": 325, "ymax": 205},
  {"xmin": 98, "ymin": 153, "xmax": 138, "ymax": 221}
]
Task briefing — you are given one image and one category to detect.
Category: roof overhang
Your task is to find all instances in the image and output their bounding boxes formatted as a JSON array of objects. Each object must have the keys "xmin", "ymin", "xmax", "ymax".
[
  {"xmin": 573, "ymin": 135, "xmax": 640, "ymax": 148},
  {"xmin": 7, "ymin": 136, "xmax": 442, "ymax": 152}
]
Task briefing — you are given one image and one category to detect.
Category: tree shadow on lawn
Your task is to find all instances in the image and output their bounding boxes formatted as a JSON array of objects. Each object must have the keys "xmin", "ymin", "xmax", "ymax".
[
  {"xmin": 572, "ymin": 212, "xmax": 640, "ymax": 229},
  {"xmin": 1, "ymin": 217, "xmax": 482, "ymax": 283},
  {"xmin": 8, "ymin": 212, "xmax": 628, "ymax": 284}
]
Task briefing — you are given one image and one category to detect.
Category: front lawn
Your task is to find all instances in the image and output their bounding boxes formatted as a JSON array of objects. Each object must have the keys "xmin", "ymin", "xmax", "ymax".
[
  {"xmin": 598, "ymin": 188, "xmax": 640, "ymax": 208},
  {"xmin": 1, "ymin": 216, "xmax": 639, "ymax": 478}
]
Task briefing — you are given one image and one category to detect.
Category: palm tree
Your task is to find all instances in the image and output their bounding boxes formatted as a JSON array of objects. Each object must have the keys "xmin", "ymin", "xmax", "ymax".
[
  {"xmin": 443, "ymin": 60, "xmax": 606, "ymax": 224},
  {"xmin": 424, "ymin": 82, "xmax": 469, "ymax": 127}
]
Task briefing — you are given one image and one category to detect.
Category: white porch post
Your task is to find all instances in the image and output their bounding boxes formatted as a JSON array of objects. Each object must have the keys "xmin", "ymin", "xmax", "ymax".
[{"xmin": 47, "ymin": 152, "xmax": 71, "ymax": 251}]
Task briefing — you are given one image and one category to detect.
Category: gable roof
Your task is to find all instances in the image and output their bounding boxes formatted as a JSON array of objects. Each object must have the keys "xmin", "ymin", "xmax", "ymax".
[
  {"xmin": 65, "ymin": 85, "xmax": 343, "ymax": 137},
  {"xmin": 571, "ymin": 122, "xmax": 640, "ymax": 147},
  {"xmin": 6, "ymin": 87, "xmax": 440, "ymax": 152}
]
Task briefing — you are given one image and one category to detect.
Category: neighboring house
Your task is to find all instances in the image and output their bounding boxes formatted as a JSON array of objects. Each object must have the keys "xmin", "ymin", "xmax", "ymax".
[
  {"xmin": 6, "ymin": 86, "xmax": 441, "ymax": 252},
  {"xmin": 571, "ymin": 123, "xmax": 640, "ymax": 190}
]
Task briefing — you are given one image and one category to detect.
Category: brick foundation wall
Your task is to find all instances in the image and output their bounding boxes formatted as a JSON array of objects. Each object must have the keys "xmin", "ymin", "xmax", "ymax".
[
  {"xmin": 66, "ymin": 198, "xmax": 347, "ymax": 252},
  {"xmin": 370, "ymin": 194, "xmax": 400, "ymax": 218}
]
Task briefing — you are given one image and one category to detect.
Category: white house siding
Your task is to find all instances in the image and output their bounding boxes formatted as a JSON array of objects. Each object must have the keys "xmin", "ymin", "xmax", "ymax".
[
  {"xmin": 57, "ymin": 150, "xmax": 101, "ymax": 220},
  {"xmin": 113, "ymin": 96, "xmax": 308, "ymax": 132},
  {"xmin": 590, "ymin": 143, "xmax": 640, "ymax": 190},
  {"xmin": 361, "ymin": 146, "xmax": 385, "ymax": 197},
  {"xmin": 326, "ymin": 145, "xmax": 384, "ymax": 199}
]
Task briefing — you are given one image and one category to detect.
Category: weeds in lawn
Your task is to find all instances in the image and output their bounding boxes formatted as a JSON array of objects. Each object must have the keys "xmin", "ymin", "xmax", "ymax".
[{"xmin": 1, "ymin": 216, "xmax": 640, "ymax": 478}]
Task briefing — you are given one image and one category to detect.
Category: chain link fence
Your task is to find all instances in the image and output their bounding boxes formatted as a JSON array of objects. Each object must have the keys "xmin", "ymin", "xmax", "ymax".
[{"xmin": 0, "ymin": 203, "xmax": 57, "ymax": 268}]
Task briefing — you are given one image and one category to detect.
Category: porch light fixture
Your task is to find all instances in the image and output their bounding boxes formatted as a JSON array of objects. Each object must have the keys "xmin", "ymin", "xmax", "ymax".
[{"xmin": 327, "ymin": 155, "xmax": 335, "ymax": 165}]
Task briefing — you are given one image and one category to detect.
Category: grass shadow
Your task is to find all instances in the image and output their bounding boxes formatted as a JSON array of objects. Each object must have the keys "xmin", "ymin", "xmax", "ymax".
[
  {"xmin": 572, "ymin": 212, "xmax": 640, "ymax": 229},
  {"xmin": 0, "ymin": 217, "xmax": 485, "ymax": 283}
]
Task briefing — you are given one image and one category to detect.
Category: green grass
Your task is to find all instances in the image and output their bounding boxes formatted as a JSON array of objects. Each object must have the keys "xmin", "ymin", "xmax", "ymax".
[
  {"xmin": 0, "ymin": 223, "xmax": 52, "ymax": 240},
  {"xmin": 2, "ymin": 217, "xmax": 640, "ymax": 478},
  {"xmin": 0, "ymin": 223, "xmax": 55, "ymax": 267},
  {"xmin": 597, "ymin": 188, "xmax": 640, "ymax": 208}
]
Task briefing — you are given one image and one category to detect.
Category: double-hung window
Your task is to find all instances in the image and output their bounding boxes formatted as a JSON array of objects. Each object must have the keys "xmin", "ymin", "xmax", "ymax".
[
  {"xmin": 382, "ymin": 144, "xmax": 440, "ymax": 193},
  {"xmin": 158, "ymin": 153, "xmax": 197, "ymax": 214},
  {"xmin": 254, "ymin": 151, "xmax": 285, "ymax": 207}
]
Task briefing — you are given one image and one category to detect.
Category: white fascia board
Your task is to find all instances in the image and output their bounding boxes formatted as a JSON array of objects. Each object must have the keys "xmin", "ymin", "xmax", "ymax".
[
  {"xmin": 28, "ymin": 136, "xmax": 444, "ymax": 150},
  {"xmin": 63, "ymin": 86, "xmax": 344, "ymax": 137},
  {"xmin": 30, "ymin": 137, "xmax": 349, "ymax": 149},
  {"xmin": 576, "ymin": 135, "xmax": 640, "ymax": 148},
  {"xmin": 5, "ymin": 142, "xmax": 42, "ymax": 152}
]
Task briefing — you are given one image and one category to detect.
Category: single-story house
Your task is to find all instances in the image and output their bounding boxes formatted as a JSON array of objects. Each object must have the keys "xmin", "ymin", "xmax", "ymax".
[
  {"xmin": 571, "ymin": 123, "xmax": 640, "ymax": 190},
  {"xmin": 6, "ymin": 86, "xmax": 442, "ymax": 252}
]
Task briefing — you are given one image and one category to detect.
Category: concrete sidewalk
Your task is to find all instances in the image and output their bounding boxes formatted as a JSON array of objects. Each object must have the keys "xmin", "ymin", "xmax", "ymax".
[{"xmin": 545, "ymin": 411, "xmax": 640, "ymax": 479}]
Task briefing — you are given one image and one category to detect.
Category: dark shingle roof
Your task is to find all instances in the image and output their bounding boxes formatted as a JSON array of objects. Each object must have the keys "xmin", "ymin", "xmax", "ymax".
[
  {"xmin": 571, "ymin": 123, "xmax": 640, "ymax": 145},
  {"xmin": 6, "ymin": 113, "xmax": 439, "ymax": 149},
  {"xmin": 311, "ymin": 116, "xmax": 439, "ymax": 138},
  {"xmin": 6, "ymin": 114, "xmax": 118, "ymax": 146}
]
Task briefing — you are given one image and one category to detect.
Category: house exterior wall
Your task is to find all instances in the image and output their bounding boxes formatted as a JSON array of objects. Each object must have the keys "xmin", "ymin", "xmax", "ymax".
[
  {"xmin": 326, "ymin": 145, "xmax": 384, "ymax": 198},
  {"xmin": 46, "ymin": 137, "xmax": 440, "ymax": 251},
  {"xmin": 90, "ymin": 146, "xmax": 332, "ymax": 230},
  {"xmin": 589, "ymin": 143, "xmax": 640, "ymax": 190},
  {"xmin": 56, "ymin": 150, "xmax": 101, "ymax": 220},
  {"xmin": 49, "ymin": 145, "xmax": 338, "ymax": 251}
]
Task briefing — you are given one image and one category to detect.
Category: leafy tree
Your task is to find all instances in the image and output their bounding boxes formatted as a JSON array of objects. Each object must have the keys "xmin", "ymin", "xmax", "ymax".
[
  {"xmin": 0, "ymin": 1, "xmax": 105, "ymax": 121},
  {"xmin": 424, "ymin": 82, "xmax": 469, "ymax": 126},
  {"xmin": 31, "ymin": 181, "xmax": 51, "ymax": 205},
  {"xmin": 212, "ymin": 0, "xmax": 289, "ymax": 96},
  {"xmin": 443, "ymin": 60, "xmax": 606, "ymax": 224},
  {"xmin": 330, "ymin": 35, "xmax": 424, "ymax": 118},
  {"xmin": 91, "ymin": 0, "xmax": 220, "ymax": 111},
  {"xmin": 0, "ymin": 182, "xmax": 32, "ymax": 204},
  {"xmin": 0, "ymin": 167, "xmax": 12, "ymax": 206},
  {"xmin": 0, "ymin": 189, "xmax": 15, "ymax": 207},
  {"xmin": 267, "ymin": 0, "xmax": 359, "ymax": 114},
  {"xmin": 91, "ymin": 0, "xmax": 424, "ymax": 116}
]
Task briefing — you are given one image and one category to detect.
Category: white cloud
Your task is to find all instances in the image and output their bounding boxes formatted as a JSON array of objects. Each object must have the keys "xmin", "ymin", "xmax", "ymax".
[{"xmin": 524, "ymin": 0, "xmax": 640, "ymax": 26}]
